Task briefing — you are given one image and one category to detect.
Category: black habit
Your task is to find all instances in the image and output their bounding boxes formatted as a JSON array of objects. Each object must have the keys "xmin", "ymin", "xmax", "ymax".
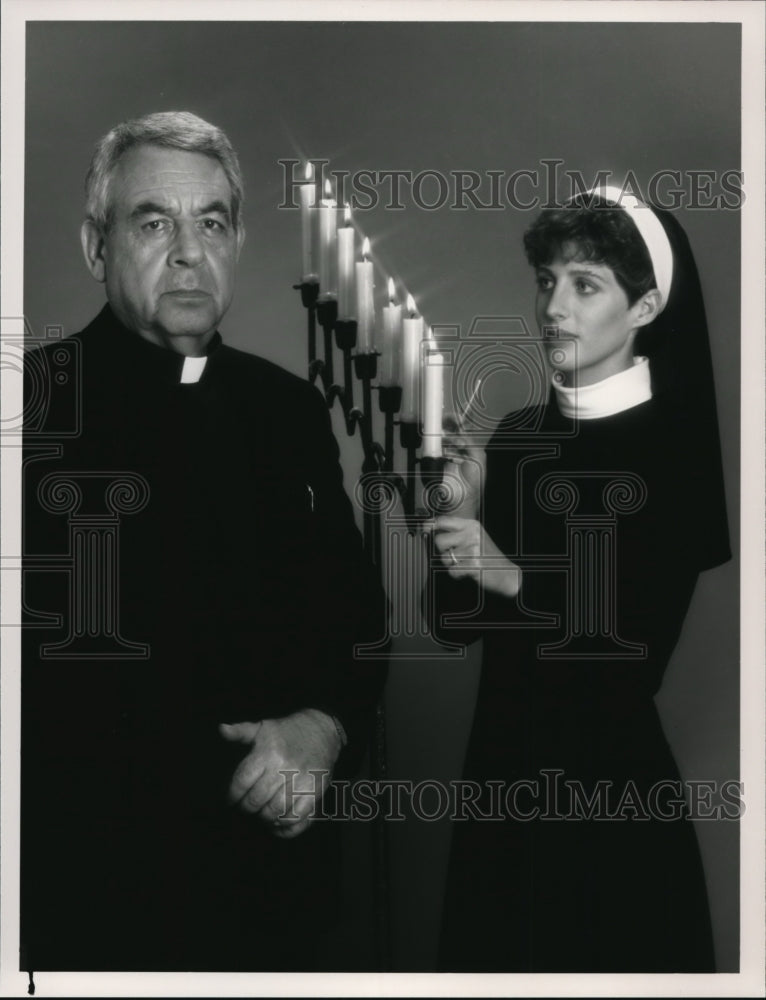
[{"xmin": 433, "ymin": 390, "xmax": 728, "ymax": 972}]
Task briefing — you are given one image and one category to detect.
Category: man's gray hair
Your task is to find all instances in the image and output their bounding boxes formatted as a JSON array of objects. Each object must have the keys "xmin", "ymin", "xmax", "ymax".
[{"xmin": 84, "ymin": 110, "xmax": 244, "ymax": 231}]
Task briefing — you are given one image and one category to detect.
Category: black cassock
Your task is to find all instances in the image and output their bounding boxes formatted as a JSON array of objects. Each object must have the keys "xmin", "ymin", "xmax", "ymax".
[
  {"xmin": 22, "ymin": 305, "xmax": 387, "ymax": 971},
  {"xmin": 433, "ymin": 392, "xmax": 729, "ymax": 972}
]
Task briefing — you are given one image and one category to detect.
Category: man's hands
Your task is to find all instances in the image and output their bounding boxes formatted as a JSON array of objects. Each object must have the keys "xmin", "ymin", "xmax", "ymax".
[
  {"xmin": 219, "ymin": 708, "xmax": 341, "ymax": 839},
  {"xmin": 424, "ymin": 515, "xmax": 522, "ymax": 599}
]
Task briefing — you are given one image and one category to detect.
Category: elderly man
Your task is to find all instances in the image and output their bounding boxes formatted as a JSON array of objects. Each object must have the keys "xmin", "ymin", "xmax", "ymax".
[{"xmin": 22, "ymin": 111, "xmax": 386, "ymax": 972}]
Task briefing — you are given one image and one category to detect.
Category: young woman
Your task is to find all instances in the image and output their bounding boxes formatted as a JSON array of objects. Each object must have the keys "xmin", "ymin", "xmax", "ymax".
[{"xmin": 427, "ymin": 188, "xmax": 731, "ymax": 972}]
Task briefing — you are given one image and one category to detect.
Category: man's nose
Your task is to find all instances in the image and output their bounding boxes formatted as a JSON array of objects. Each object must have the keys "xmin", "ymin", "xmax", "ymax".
[{"xmin": 168, "ymin": 220, "xmax": 204, "ymax": 267}]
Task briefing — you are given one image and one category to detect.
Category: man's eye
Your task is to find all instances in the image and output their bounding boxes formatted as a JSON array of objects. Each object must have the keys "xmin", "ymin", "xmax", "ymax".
[
  {"xmin": 143, "ymin": 219, "xmax": 167, "ymax": 232},
  {"xmin": 201, "ymin": 218, "xmax": 225, "ymax": 231}
]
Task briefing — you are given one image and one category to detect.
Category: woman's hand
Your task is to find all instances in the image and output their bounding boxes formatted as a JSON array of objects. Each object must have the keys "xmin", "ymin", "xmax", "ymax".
[
  {"xmin": 440, "ymin": 418, "xmax": 486, "ymax": 518},
  {"xmin": 423, "ymin": 515, "xmax": 522, "ymax": 599}
]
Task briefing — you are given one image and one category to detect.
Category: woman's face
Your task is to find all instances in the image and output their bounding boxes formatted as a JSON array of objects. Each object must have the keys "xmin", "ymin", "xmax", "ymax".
[{"xmin": 535, "ymin": 245, "xmax": 646, "ymax": 387}]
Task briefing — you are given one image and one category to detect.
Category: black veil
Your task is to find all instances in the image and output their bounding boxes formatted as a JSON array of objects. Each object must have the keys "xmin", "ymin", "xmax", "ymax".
[{"xmin": 635, "ymin": 205, "xmax": 731, "ymax": 571}]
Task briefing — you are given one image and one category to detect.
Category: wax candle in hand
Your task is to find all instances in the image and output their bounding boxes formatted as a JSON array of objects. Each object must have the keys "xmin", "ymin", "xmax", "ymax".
[
  {"xmin": 337, "ymin": 206, "xmax": 355, "ymax": 321},
  {"xmin": 299, "ymin": 161, "xmax": 317, "ymax": 283},
  {"xmin": 401, "ymin": 294, "xmax": 423, "ymax": 422},
  {"xmin": 422, "ymin": 348, "xmax": 444, "ymax": 458},
  {"xmin": 318, "ymin": 178, "xmax": 337, "ymax": 300},
  {"xmin": 380, "ymin": 278, "xmax": 402, "ymax": 388},
  {"xmin": 355, "ymin": 237, "xmax": 375, "ymax": 353}
]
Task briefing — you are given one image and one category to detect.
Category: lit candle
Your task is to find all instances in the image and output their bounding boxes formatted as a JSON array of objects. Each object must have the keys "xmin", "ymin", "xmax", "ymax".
[
  {"xmin": 401, "ymin": 293, "xmax": 423, "ymax": 422},
  {"xmin": 337, "ymin": 206, "xmax": 355, "ymax": 320},
  {"xmin": 422, "ymin": 350, "xmax": 444, "ymax": 458},
  {"xmin": 380, "ymin": 278, "xmax": 402, "ymax": 388},
  {"xmin": 318, "ymin": 178, "xmax": 337, "ymax": 300},
  {"xmin": 299, "ymin": 162, "xmax": 317, "ymax": 282},
  {"xmin": 355, "ymin": 237, "xmax": 375, "ymax": 353}
]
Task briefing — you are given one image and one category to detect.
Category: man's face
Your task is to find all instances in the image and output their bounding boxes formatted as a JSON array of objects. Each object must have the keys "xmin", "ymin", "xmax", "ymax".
[
  {"xmin": 535, "ymin": 246, "xmax": 644, "ymax": 387},
  {"xmin": 82, "ymin": 144, "xmax": 244, "ymax": 355}
]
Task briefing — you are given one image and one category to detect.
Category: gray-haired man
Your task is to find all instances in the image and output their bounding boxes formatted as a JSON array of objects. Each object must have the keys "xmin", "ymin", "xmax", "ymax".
[{"xmin": 22, "ymin": 111, "xmax": 386, "ymax": 972}]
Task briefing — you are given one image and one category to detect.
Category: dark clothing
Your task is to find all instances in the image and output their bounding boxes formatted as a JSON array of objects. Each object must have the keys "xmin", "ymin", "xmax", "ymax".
[
  {"xmin": 433, "ymin": 395, "xmax": 725, "ymax": 972},
  {"xmin": 21, "ymin": 306, "xmax": 387, "ymax": 971}
]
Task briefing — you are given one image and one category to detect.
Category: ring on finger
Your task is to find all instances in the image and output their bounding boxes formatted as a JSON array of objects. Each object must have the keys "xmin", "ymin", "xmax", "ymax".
[{"xmin": 448, "ymin": 548, "xmax": 458, "ymax": 566}]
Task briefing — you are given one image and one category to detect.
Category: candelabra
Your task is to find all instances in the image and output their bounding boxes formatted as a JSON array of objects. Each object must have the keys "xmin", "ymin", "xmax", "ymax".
[
  {"xmin": 296, "ymin": 282, "xmax": 448, "ymax": 518},
  {"xmin": 294, "ymin": 278, "xmax": 447, "ymax": 971}
]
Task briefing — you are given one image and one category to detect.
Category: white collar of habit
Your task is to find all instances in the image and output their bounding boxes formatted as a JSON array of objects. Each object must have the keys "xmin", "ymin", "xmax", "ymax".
[{"xmin": 553, "ymin": 356, "xmax": 652, "ymax": 420}]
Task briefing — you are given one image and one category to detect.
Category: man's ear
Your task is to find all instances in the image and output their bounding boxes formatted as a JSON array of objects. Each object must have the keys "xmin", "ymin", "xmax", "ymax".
[
  {"xmin": 81, "ymin": 220, "xmax": 107, "ymax": 283},
  {"xmin": 631, "ymin": 288, "xmax": 663, "ymax": 329},
  {"xmin": 235, "ymin": 222, "xmax": 245, "ymax": 260}
]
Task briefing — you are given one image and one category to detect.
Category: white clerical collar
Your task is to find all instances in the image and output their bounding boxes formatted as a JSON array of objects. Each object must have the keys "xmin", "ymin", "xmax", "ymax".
[
  {"xmin": 553, "ymin": 356, "xmax": 652, "ymax": 419},
  {"xmin": 180, "ymin": 355, "xmax": 208, "ymax": 384}
]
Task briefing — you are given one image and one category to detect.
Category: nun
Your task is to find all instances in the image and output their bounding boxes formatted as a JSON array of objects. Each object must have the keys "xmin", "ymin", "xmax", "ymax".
[{"xmin": 426, "ymin": 187, "xmax": 730, "ymax": 972}]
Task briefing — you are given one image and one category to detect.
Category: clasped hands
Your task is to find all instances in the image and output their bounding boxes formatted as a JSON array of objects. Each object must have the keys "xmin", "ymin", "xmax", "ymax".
[
  {"xmin": 422, "ymin": 420, "xmax": 521, "ymax": 599},
  {"xmin": 219, "ymin": 708, "xmax": 341, "ymax": 839}
]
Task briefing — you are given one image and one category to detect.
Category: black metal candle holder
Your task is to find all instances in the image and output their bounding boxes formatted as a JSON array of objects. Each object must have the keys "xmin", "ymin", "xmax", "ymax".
[
  {"xmin": 334, "ymin": 320, "xmax": 359, "ymax": 434},
  {"xmin": 293, "ymin": 280, "xmax": 319, "ymax": 373},
  {"xmin": 316, "ymin": 298, "xmax": 339, "ymax": 400},
  {"xmin": 420, "ymin": 455, "xmax": 448, "ymax": 493},
  {"xmin": 335, "ymin": 318, "xmax": 357, "ymax": 351},
  {"xmin": 296, "ymin": 277, "xmax": 444, "ymax": 972},
  {"xmin": 378, "ymin": 386, "xmax": 402, "ymax": 474},
  {"xmin": 419, "ymin": 455, "xmax": 450, "ymax": 520},
  {"xmin": 398, "ymin": 421, "xmax": 422, "ymax": 528},
  {"xmin": 295, "ymin": 280, "xmax": 427, "ymax": 522}
]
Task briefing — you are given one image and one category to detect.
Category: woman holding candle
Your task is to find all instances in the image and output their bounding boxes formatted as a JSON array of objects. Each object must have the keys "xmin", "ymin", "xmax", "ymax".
[{"xmin": 426, "ymin": 189, "xmax": 730, "ymax": 972}]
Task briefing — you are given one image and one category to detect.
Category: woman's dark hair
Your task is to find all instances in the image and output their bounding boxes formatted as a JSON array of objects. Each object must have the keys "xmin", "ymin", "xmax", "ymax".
[
  {"xmin": 523, "ymin": 193, "xmax": 656, "ymax": 305},
  {"xmin": 524, "ymin": 194, "xmax": 729, "ymax": 570}
]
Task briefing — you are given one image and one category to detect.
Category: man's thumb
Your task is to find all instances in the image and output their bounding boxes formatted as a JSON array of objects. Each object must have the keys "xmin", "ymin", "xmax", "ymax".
[{"xmin": 219, "ymin": 721, "xmax": 261, "ymax": 744}]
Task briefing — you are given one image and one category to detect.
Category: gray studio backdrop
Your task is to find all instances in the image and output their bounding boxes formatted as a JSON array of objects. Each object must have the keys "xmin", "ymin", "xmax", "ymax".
[{"xmin": 24, "ymin": 20, "xmax": 740, "ymax": 971}]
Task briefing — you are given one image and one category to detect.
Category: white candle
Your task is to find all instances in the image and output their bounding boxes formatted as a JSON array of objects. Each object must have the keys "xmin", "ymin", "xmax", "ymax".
[
  {"xmin": 380, "ymin": 278, "xmax": 401, "ymax": 388},
  {"xmin": 401, "ymin": 293, "xmax": 423, "ymax": 422},
  {"xmin": 355, "ymin": 237, "xmax": 375, "ymax": 353},
  {"xmin": 318, "ymin": 178, "xmax": 337, "ymax": 300},
  {"xmin": 422, "ymin": 352, "xmax": 444, "ymax": 458},
  {"xmin": 299, "ymin": 162, "xmax": 317, "ymax": 282},
  {"xmin": 337, "ymin": 206, "xmax": 355, "ymax": 320}
]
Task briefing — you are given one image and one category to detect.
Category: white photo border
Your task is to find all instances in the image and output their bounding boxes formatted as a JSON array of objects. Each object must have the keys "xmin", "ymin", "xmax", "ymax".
[{"xmin": 1, "ymin": 1, "xmax": 763, "ymax": 996}]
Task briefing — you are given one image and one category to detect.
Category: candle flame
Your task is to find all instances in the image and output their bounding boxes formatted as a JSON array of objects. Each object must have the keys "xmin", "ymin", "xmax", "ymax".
[
  {"xmin": 406, "ymin": 293, "xmax": 417, "ymax": 316},
  {"xmin": 362, "ymin": 236, "xmax": 371, "ymax": 259},
  {"xmin": 344, "ymin": 205, "xmax": 351, "ymax": 225},
  {"xmin": 387, "ymin": 277, "xmax": 395, "ymax": 302},
  {"xmin": 305, "ymin": 161, "xmax": 313, "ymax": 181},
  {"xmin": 324, "ymin": 178, "xmax": 332, "ymax": 197}
]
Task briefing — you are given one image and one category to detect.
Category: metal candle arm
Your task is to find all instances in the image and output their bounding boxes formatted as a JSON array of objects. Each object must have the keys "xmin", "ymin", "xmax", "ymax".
[
  {"xmin": 316, "ymin": 298, "xmax": 338, "ymax": 399},
  {"xmin": 295, "ymin": 281, "xmax": 444, "ymax": 520},
  {"xmin": 294, "ymin": 279, "xmax": 319, "ymax": 369}
]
